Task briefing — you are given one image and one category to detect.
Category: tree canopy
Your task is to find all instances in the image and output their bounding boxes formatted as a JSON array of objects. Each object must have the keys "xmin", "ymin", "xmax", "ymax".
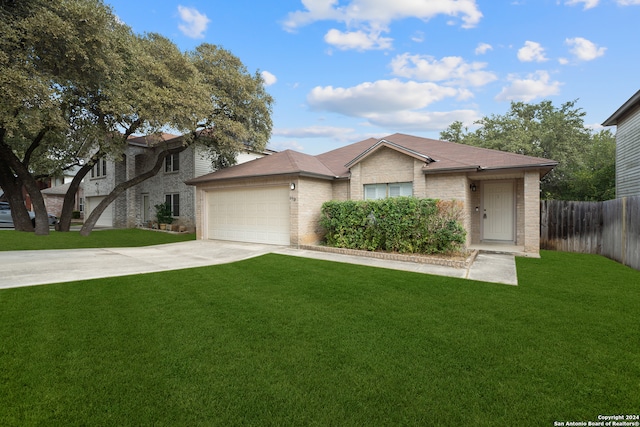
[
  {"xmin": 440, "ymin": 100, "xmax": 615, "ymax": 201},
  {"xmin": 0, "ymin": 0, "xmax": 273, "ymax": 235}
]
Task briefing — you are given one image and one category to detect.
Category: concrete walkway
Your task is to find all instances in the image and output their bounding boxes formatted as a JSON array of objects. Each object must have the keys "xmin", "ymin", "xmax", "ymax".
[{"xmin": 0, "ymin": 240, "xmax": 518, "ymax": 289}]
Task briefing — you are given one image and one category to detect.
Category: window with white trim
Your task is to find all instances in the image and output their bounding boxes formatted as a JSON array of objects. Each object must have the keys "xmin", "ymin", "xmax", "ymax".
[
  {"xmin": 165, "ymin": 193, "xmax": 180, "ymax": 217},
  {"xmin": 91, "ymin": 159, "xmax": 107, "ymax": 178},
  {"xmin": 165, "ymin": 153, "xmax": 179, "ymax": 173},
  {"xmin": 364, "ymin": 182, "xmax": 413, "ymax": 200}
]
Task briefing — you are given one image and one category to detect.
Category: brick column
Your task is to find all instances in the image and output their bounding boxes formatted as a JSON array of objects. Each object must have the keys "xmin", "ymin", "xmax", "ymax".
[{"xmin": 523, "ymin": 170, "xmax": 540, "ymax": 254}]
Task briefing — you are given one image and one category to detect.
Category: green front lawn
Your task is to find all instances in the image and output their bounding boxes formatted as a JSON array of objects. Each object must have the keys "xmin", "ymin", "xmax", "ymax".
[
  {"xmin": 0, "ymin": 251, "xmax": 638, "ymax": 425},
  {"xmin": 0, "ymin": 228, "xmax": 195, "ymax": 251}
]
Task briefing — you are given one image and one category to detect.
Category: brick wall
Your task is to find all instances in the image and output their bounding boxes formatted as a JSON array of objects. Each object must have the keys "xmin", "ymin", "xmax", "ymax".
[
  {"xmin": 523, "ymin": 170, "xmax": 541, "ymax": 253},
  {"xmin": 296, "ymin": 177, "xmax": 333, "ymax": 245},
  {"xmin": 350, "ymin": 147, "xmax": 425, "ymax": 199}
]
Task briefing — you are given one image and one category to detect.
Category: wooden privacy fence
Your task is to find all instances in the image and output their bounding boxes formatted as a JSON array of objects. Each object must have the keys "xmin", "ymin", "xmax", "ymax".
[{"xmin": 541, "ymin": 197, "xmax": 640, "ymax": 271}]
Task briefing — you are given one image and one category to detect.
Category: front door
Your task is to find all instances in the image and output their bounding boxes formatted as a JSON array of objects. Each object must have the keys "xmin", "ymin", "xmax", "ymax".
[
  {"xmin": 142, "ymin": 194, "xmax": 150, "ymax": 223},
  {"xmin": 482, "ymin": 181, "xmax": 515, "ymax": 242}
]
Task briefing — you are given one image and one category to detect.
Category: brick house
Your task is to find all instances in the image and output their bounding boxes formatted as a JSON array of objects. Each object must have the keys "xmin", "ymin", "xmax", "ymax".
[
  {"xmin": 187, "ymin": 133, "xmax": 557, "ymax": 256},
  {"xmin": 82, "ymin": 134, "xmax": 272, "ymax": 231}
]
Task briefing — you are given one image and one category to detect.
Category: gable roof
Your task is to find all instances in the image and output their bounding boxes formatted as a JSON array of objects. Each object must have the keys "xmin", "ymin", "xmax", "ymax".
[
  {"xmin": 187, "ymin": 133, "xmax": 557, "ymax": 185},
  {"xmin": 602, "ymin": 89, "xmax": 640, "ymax": 126},
  {"xmin": 186, "ymin": 149, "xmax": 337, "ymax": 184}
]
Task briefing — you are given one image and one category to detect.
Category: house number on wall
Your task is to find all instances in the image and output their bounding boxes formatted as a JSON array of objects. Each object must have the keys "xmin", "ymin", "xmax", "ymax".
[{"xmin": 289, "ymin": 197, "xmax": 297, "ymax": 202}]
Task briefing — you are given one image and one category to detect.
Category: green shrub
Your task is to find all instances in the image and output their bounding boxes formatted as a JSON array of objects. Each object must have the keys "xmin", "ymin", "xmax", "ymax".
[
  {"xmin": 320, "ymin": 197, "xmax": 466, "ymax": 254},
  {"xmin": 72, "ymin": 210, "xmax": 81, "ymax": 219},
  {"xmin": 155, "ymin": 202, "xmax": 174, "ymax": 224}
]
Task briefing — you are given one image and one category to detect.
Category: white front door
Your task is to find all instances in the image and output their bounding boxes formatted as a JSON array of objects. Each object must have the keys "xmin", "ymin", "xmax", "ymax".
[
  {"xmin": 142, "ymin": 194, "xmax": 150, "ymax": 223},
  {"xmin": 482, "ymin": 181, "xmax": 515, "ymax": 242}
]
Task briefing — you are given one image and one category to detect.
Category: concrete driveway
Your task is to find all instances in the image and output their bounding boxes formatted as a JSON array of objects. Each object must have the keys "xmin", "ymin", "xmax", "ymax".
[{"xmin": 0, "ymin": 240, "xmax": 518, "ymax": 289}]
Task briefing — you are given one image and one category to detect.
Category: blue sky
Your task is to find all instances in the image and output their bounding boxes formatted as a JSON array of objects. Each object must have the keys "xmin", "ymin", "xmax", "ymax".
[{"xmin": 105, "ymin": 0, "xmax": 640, "ymax": 155}]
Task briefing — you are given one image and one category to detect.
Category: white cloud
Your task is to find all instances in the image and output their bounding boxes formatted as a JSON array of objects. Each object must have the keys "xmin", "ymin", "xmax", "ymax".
[
  {"xmin": 273, "ymin": 126, "xmax": 355, "ymax": 139},
  {"xmin": 324, "ymin": 28, "xmax": 393, "ymax": 50},
  {"xmin": 261, "ymin": 71, "xmax": 277, "ymax": 86},
  {"xmin": 306, "ymin": 79, "xmax": 478, "ymax": 131},
  {"xmin": 475, "ymin": 43, "xmax": 493, "ymax": 55},
  {"xmin": 617, "ymin": 0, "xmax": 640, "ymax": 4},
  {"xmin": 269, "ymin": 140, "xmax": 306, "ymax": 152},
  {"xmin": 565, "ymin": 0, "xmax": 600, "ymax": 9},
  {"xmin": 495, "ymin": 71, "xmax": 562, "ymax": 102},
  {"xmin": 565, "ymin": 37, "xmax": 606, "ymax": 61},
  {"xmin": 307, "ymin": 79, "xmax": 463, "ymax": 116},
  {"xmin": 411, "ymin": 31, "xmax": 425, "ymax": 43},
  {"xmin": 365, "ymin": 109, "xmax": 481, "ymax": 131},
  {"xmin": 517, "ymin": 41, "xmax": 548, "ymax": 62},
  {"xmin": 177, "ymin": 6, "xmax": 210, "ymax": 39},
  {"xmin": 390, "ymin": 53, "xmax": 497, "ymax": 87},
  {"xmin": 283, "ymin": 0, "xmax": 483, "ymax": 50}
]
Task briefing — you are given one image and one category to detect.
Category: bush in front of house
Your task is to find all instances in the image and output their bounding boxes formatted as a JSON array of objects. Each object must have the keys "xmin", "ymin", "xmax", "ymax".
[{"xmin": 320, "ymin": 197, "xmax": 466, "ymax": 255}]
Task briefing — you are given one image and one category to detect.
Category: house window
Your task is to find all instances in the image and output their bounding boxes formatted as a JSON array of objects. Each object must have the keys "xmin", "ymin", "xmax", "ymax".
[
  {"xmin": 364, "ymin": 182, "xmax": 413, "ymax": 200},
  {"xmin": 79, "ymin": 197, "xmax": 84, "ymax": 212},
  {"xmin": 165, "ymin": 153, "xmax": 179, "ymax": 173},
  {"xmin": 165, "ymin": 193, "xmax": 180, "ymax": 217},
  {"xmin": 91, "ymin": 159, "xmax": 107, "ymax": 178}
]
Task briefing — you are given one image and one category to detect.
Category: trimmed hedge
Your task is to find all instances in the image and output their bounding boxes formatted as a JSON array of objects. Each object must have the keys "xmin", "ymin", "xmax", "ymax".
[{"xmin": 320, "ymin": 197, "xmax": 466, "ymax": 255}]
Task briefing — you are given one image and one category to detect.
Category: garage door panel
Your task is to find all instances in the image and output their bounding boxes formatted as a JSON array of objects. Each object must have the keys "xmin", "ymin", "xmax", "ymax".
[
  {"xmin": 207, "ymin": 187, "xmax": 290, "ymax": 245},
  {"xmin": 86, "ymin": 196, "xmax": 113, "ymax": 228}
]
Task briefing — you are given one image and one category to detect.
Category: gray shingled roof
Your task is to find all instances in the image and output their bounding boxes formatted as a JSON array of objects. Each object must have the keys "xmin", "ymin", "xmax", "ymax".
[{"xmin": 187, "ymin": 133, "xmax": 557, "ymax": 184}]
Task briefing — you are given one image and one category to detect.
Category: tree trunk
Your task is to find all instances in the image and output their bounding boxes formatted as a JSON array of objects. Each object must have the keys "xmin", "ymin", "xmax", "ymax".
[
  {"xmin": 0, "ymin": 142, "xmax": 49, "ymax": 234},
  {"xmin": 80, "ymin": 145, "xmax": 187, "ymax": 236},
  {"xmin": 0, "ymin": 157, "xmax": 34, "ymax": 231},
  {"xmin": 57, "ymin": 159, "xmax": 98, "ymax": 232}
]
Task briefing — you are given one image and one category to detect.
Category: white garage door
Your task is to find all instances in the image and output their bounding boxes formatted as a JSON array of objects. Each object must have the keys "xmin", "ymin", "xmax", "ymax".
[
  {"xmin": 86, "ymin": 196, "xmax": 113, "ymax": 228},
  {"xmin": 207, "ymin": 187, "xmax": 290, "ymax": 245}
]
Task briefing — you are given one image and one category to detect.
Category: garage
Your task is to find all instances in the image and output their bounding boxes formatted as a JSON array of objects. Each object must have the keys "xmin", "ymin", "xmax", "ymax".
[
  {"xmin": 85, "ymin": 196, "xmax": 113, "ymax": 228},
  {"xmin": 207, "ymin": 186, "xmax": 290, "ymax": 245}
]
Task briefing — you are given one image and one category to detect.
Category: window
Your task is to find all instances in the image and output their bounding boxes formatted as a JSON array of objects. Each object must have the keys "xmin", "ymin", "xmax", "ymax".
[
  {"xmin": 364, "ymin": 182, "xmax": 413, "ymax": 200},
  {"xmin": 79, "ymin": 197, "xmax": 84, "ymax": 212},
  {"xmin": 165, "ymin": 153, "xmax": 179, "ymax": 173},
  {"xmin": 91, "ymin": 159, "xmax": 107, "ymax": 178},
  {"xmin": 165, "ymin": 193, "xmax": 180, "ymax": 217}
]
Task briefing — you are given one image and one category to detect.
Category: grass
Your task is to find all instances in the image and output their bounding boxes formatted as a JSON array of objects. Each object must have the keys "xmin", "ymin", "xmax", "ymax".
[
  {"xmin": 0, "ymin": 251, "xmax": 638, "ymax": 426},
  {"xmin": 0, "ymin": 228, "xmax": 195, "ymax": 251}
]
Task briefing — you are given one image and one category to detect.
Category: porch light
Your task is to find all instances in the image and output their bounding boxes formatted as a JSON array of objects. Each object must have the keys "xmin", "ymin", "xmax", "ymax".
[
  {"xmin": 290, "ymin": 183, "xmax": 296, "ymax": 191},
  {"xmin": 470, "ymin": 183, "xmax": 477, "ymax": 192}
]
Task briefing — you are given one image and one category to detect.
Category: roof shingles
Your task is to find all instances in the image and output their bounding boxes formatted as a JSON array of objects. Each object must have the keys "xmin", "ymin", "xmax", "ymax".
[{"xmin": 187, "ymin": 133, "xmax": 557, "ymax": 184}]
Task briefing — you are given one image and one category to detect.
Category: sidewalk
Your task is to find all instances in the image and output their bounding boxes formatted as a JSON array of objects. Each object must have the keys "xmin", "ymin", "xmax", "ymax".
[{"xmin": 0, "ymin": 240, "xmax": 518, "ymax": 289}]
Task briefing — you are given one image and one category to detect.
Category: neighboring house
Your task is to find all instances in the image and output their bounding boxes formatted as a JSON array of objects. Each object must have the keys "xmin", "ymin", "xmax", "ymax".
[
  {"xmin": 82, "ymin": 134, "xmax": 273, "ymax": 230},
  {"xmin": 42, "ymin": 182, "xmax": 84, "ymax": 218},
  {"xmin": 42, "ymin": 166, "xmax": 84, "ymax": 218},
  {"xmin": 602, "ymin": 89, "xmax": 640, "ymax": 198},
  {"xmin": 187, "ymin": 133, "xmax": 557, "ymax": 255}
]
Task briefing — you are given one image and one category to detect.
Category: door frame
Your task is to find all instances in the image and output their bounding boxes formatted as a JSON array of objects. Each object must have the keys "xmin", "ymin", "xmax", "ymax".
[
  {"xmin": 480, "ymin": 180, "xmax": 516, "ymax": 243},
  {"xmin": 142, "ymin": 194, "xmax": 150, "ymax": 224}
]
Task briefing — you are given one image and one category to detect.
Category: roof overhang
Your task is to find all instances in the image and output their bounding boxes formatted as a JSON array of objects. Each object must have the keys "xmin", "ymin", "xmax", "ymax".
[
  {"xmin": 422, "ymin": 163, "xmax": 558, "ymax": 176},
  {"xmin": 345, "ymin": 139, "xmax": 433, "ymax": 168},
  {"xmin": 602, "ymin": 89, "xmax": 640, "ymax": 126},
  {"xmin": 185, "ymin": 171, "xmax": 336, "ymax": 186}
]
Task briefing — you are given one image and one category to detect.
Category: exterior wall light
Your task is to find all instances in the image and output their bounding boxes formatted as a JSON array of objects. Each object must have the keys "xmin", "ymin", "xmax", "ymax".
[
  {"xmin": 470, "ymin": 183, "xmax": 477, "ymax": 192},
  {"xmin": 290, "ymin": 183, "xmax": 296, "ymax": 191}
]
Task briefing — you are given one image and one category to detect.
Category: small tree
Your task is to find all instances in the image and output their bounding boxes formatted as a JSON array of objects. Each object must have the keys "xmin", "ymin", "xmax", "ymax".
[{"xmin": 154, "ymin": 202, "xmax": 174, "ymax": 225}]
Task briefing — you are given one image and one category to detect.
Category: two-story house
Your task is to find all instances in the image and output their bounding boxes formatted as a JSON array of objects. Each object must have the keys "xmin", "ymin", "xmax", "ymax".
[
  {"xmin": 602, "ymin": 89, "xmax": 640, "ymax": 198},
  {"xmin": 82, "ymin": 133, "xmax": 273, "ymax": 231}
]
